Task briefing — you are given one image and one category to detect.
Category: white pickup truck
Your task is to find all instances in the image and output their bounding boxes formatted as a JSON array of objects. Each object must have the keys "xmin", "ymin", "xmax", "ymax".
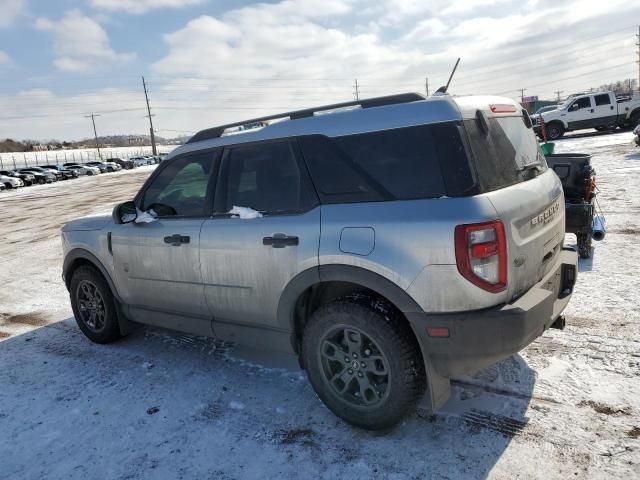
[{"xmin": 532, "ymin": 91, "xmax": 640, "ymax": 140}]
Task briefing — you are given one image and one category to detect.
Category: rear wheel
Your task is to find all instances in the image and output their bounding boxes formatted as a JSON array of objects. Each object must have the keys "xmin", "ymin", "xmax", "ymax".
[
  {"xmin": 546, "ymin": 122, "xmax": 565, "ymax": 140},
  {"xmin": 70, "ymin": 266, "xmax": 122, "ymax": 344},
  {"xmin": 302, "ymin": 296, "xmax": 425, "ymax": 430}
]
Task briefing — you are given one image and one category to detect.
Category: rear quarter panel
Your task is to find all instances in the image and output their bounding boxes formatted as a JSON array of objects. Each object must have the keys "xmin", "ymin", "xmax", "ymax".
[{"xmin": 319, "ymin": 197, "xmax": 509, "ymax": 312}]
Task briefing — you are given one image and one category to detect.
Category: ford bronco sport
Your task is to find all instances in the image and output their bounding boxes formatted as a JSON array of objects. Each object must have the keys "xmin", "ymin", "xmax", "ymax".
[{"xmin": 61, "ymin": 93, "xmax": 578, "ymax": 430}]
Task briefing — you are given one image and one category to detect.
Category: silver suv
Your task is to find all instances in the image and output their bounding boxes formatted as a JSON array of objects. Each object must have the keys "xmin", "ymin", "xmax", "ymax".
[{"xmin": 61, "ymin": 93, "xmax": 578, "ymax": 430}]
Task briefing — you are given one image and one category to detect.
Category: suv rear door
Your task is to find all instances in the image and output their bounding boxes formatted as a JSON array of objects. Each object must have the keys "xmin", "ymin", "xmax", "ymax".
[
  {"xmin": 199, "ymin": 139, "xmax": 320, "ymax": 344},
  {"xmin": 592, "ymin": 93, "xmax": 617, "ymax": 127},
  {"xmin": 111, "ymin": 151, "xmax": 219, "ymax": 335}
]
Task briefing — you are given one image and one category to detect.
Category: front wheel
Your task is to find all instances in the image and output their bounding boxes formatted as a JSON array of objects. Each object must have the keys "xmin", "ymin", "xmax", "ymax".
[
  {"xmin": 546, "ymin": 123, "xmax": 565, "ymax": 140},
  {"xmin": 69, "ymin": 266, "xmax": 122, "ymax": 343},
  {"xmin": 302, "ymin": 296, "xmax": 425, "ymax": 430}
]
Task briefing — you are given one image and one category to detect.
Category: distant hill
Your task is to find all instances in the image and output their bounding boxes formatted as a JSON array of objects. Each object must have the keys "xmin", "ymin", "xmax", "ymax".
[{"xmin": 0, "ymin": 134, "xmax": 185, "ymax": 153}]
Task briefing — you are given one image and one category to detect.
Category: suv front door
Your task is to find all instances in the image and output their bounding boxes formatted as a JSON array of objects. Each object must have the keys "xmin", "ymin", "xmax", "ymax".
[
  {"xmin": 111, "ymin": 151, "xmax": 219, "ymax": 335},
  {"xmin": 566, "ymin": 96, "xmax": 594, "ymax": 130},
  {"xmin": 199, "ymin": 140, "xmax": 320, "ymax": 346}
]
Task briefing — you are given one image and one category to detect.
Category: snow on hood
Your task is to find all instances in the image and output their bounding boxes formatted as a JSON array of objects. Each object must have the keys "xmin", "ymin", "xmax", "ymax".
[
  {"xmin": 62, "ymin": 215, "xmax": 112, "ymax": 232},
  {"xmin": 229, "ymin": 205, "xmax": 263, "ymax": 219}
]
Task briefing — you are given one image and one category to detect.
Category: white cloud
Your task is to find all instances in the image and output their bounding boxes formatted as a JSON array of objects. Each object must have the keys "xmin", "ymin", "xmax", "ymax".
[
  {"xmin": 3, "ymin": 0, "xmax": 640, "ymax": 141},
  {"xmin": 35, "ymin": 10, "xmax": 135, "ymax": 73},
  {"xmin": 0, "ymin": 0, "xmax": 25, "ymax": 27},
  {"xmin": 90, "ymin": 0, "xmax": 207, "ymax": 14},
  {"xmin": 0, "ymin": 51, "xmax": 10, "ymax": 64}
]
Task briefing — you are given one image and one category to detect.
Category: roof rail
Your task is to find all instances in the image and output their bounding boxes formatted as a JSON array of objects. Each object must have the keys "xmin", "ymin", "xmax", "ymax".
[{"xmin": 186, "ymin": 92, "xmax": 426, "ymax": 144}]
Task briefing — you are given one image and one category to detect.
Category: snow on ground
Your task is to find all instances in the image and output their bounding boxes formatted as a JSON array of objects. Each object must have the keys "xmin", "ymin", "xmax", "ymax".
[{"xmin": 0, "ymin": 132, "xmax": 639, "ymax": 479}]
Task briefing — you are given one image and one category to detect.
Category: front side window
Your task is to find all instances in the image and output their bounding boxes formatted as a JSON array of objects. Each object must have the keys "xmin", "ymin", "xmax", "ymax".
[
  {"xmin": 219, "ymin": 141, "xmax": 316, "ymax": 215},
  {"xmin": 142, "ymin": 152, "xmax": 216, "ymax": 217},
  {"xmin": 570, "ymin": 97, "xmax": 591, "ymax": 110}
]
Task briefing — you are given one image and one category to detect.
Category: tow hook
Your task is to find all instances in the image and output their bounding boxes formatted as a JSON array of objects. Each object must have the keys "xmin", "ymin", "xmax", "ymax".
[{"xmin": 551, "ymin": 316, "xmax": 566, "ymax": 330}]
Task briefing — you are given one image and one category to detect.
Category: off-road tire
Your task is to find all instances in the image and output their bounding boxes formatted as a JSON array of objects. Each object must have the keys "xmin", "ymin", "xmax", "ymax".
[
  {"xmin": 70, "ymin": 265, "xmax": 122, "ymax": 344},
  {"xmin": 577, "ymin": 233, "xmax": 592, "ymax": 259},
  {"xmin": 302, "ymin": 295, "xmax": 425, "ymax": 430},
  {"xmin": 546, "ymin": 122, "xmax": 565, "ymax": 140}
]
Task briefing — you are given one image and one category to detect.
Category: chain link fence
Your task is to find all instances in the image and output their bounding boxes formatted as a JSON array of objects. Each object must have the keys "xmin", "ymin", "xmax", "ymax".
[{"xmin": 0, "ymin": 145, "xmax": 175, "ymax": 170}]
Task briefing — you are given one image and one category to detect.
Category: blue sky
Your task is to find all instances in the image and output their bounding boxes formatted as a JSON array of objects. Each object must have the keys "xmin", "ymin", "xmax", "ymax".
[{"xmin": 0, "ymin": 0, "xmax": 638, "ymax": 141}]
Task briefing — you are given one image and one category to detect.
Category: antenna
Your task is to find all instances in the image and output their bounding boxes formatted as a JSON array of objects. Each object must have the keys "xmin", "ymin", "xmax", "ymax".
[
  {"xmin": 444, "ymin": 58, "xmax": 460, "ymax": 92},
  {"xmin": 435, "ymin": 58, "xmax": 461, "ymax": 95}
]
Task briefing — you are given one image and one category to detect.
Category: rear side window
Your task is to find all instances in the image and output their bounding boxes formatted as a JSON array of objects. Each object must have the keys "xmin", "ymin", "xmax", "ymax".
[
  {"xmin": 463, "ymin": 115, "xmax": 547, "ymax": 192},
  {"xmin": 217, "ymin": 141, "xmax": 317, "ymax": 215},
  {"xmin": 594, "ymin": 94, "xmax": 611, "ymax": 106},
  {"xmin": 299, "ymin": 125, "xmax": 449, "ymax": 204}
]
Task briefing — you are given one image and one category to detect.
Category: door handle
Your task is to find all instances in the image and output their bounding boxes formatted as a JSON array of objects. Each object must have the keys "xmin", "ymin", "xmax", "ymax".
[
  {"xmin": 164, "ymin": 234, "xmax": 190, "ymax": 246},
  {"xmin": 610, "ymin": 105, "xmax": 614, "ymax": 110},
  {"xmin": 590, "ymin": 109, "xmax": 594, "ymax": 113},
  {"xmin": 263, "ymin": 234, "xmax": 299, "ymax": 248}
]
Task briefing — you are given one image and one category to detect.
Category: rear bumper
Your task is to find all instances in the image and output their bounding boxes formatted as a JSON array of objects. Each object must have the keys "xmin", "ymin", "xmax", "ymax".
[{"xmin": 407, "ymin": 248, "xmax": 578, "ymax": 378}]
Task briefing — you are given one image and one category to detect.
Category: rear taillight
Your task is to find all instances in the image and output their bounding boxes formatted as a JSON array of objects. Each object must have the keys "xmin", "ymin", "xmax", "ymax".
[{"xmin": 455, "ymin": 220, "xmax": 507, "ymax": 293}]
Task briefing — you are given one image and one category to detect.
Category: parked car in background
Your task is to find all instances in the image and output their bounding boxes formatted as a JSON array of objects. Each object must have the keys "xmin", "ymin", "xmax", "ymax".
[
  {"xmin": 41, "ymin": 165, "xmax": 80, "ymax": 180},
  {"xmin": 104, "ymin": 161, "xmax": 122, "ymax": 171},
  {"xmin": 533, "ymin": 91, "xmax": 640, "ymax": 139},
  {"xmin": 19, "ymin": 167, "xmax": 57, "ymax": 184},
  {"xmin": 0, "ymin": 170, "xmax": 35, "ymax": 186},
  {"xmin": 130, "ymin": 156, "xmax": 152, "ymax": 167},
  {"xmin": 85, "ymin": 161, "xmax": 109, "ymax": 173},
  {"xmin": 107, "ymin": 157, "xmax": 135, "ymax": 170},
  {"xmin": 38, "ymin": 166, "xmax": 64, "ymax": 181},
  {"xmin": 0, "ymin": 172, "xmax": 24, "ymax": 189},
  {"xmin": 63, "ymin": 163, "xmax": 100, "ymax": 176},
  {"xmin": 534, "ymin": 105, "xmax": 559, "ymax": 115},
  {"xmin": 62, "ymin": 92, "xmax": 578, "ymax": 430}
]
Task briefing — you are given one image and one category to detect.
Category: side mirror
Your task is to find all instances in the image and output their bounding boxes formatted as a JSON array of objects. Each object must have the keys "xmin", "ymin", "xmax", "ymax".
[{"xmin": 113, "ymin": 201, "xmax": 137, "ymax": 224}]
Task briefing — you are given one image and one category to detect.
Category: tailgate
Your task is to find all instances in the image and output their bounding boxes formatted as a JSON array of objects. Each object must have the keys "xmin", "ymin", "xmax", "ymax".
[{"xmin": 484, "ymin": 169, "xmax": 565, "ymax": 301}]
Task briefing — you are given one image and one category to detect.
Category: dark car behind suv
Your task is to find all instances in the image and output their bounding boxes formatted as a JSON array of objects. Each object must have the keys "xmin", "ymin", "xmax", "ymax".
[
  {"xmin": 107, "ymin": 157, "xmax": 135, "ymax": 170},
  {"xmin": 19, "ymin": 167, "xmax": 57, "ymax": 184},
  {"xmin": 41, "ymin": 165, "xmax": 79, "ymax": 180}
]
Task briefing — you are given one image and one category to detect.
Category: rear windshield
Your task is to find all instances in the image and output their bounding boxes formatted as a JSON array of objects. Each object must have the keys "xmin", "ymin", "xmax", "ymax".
[
  {"xmin": 463, "ymin": 115, "xmax": 547, "ymax": 192},
  {"xmin": 298, "ymin": 122, "xmax": 474, "ymax": 204}
]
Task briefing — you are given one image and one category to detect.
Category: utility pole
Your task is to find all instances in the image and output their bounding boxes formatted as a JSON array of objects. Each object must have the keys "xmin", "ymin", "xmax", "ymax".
[
  {"xmin": 353, "ymin": 78, "xmax": 360, "ymax": 101},
  {"xmin": 519, "ymin": 88, "xmax": 526, "ymax": 103},
  {"xmin": 554, "ymin": 90, "xmax": 563, "ymax": 103},
  {"xmin": 85, "ymin": 114, "xmax": 102, "ymax": 160},
  {"xmin": 425, "ymin": 77, "xmax": 429, "ymax": 96},
  {"xmin": 142, "ymin": 76, "xmax": 157, "ymax": 156}
]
